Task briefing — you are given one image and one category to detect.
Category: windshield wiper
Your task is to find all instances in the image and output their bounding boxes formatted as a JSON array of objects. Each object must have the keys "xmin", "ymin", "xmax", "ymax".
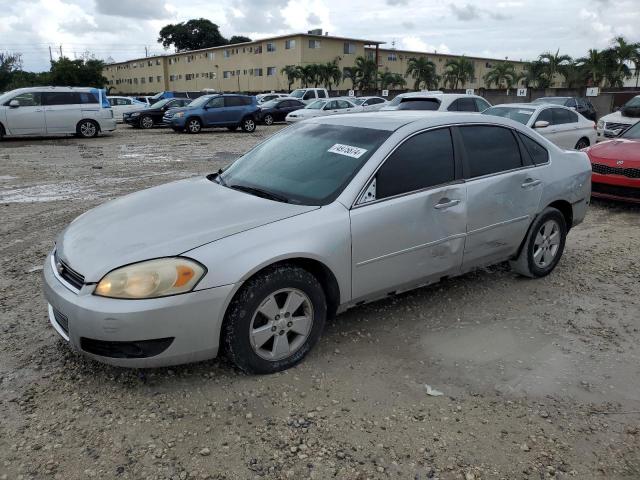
[
  {"xmin": 214, "ymin": 169, "xmax": 228, "ymax": 187},
  {"xmin": 229, "ymin": 184, "xmax": 289, "ymax": 203}
]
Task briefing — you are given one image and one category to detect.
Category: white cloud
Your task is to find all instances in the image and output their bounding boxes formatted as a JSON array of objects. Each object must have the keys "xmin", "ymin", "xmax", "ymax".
[{"xmin": 401, "ymin": 36, "xmax": 450, "ymax": 54}]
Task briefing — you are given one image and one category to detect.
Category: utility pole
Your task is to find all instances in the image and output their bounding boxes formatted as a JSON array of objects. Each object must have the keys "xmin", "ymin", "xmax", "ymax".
[
  {"xmin": 145, "ymin": 46, "xmax": 149, "ymax": 57},
  {"xmin": 59, "ymin": 45, "xmax": 63, "ymax": 58},
  {"xmin": 49, "ymin": 46, "xmax": 53, "ymax": 62}
]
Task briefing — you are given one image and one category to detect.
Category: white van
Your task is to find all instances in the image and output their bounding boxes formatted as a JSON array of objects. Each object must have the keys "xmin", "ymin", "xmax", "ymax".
[
  {"xmin": 0, "ymin": 87, "xmax": 116, "ymax": 139},
  {"xmin": 289, "ymin": 88, "xmax": 329, "ymax": 104}
]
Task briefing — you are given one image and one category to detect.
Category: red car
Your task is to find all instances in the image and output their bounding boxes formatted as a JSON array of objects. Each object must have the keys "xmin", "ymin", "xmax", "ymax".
[{"xmin": 586, "ymin": 121, "xmax": 640, "ymax": 203}]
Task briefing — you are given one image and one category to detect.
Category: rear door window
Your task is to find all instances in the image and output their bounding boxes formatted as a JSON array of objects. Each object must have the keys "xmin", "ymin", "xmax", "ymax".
[
  {"xmin": 224, "ymin": 96, "xmax": 245, "ymax": 107},
  {"xmin": 376, "ymin": 128, "xmax": 456, "ymax": 199},
  {"xmin": 552, "ymin": 108, "xmax": 578, "ymax": 124},
  {"xmin": 206, "ymin": 97, "xmax": 224, "ymax": 108},
  {"xmin": 336, "ymin": 100, "xmax": 351, "ymax": 109},
  {"xmin": 535, "ymin": 108, "xmax": 554, "ymax": 125},
  {"xmin": 43, "ymin": 92, "xmax": 80, "ymax": 106},
  {"xmin": 458, "ymin": 125, "xmax": 523, "ymax": 178},
  {"xmin": 78, "ymin": 92, "xmax": 98, "ymax": 104}
]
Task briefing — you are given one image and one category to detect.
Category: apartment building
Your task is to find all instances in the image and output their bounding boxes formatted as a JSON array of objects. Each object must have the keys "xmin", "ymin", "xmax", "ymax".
[{"xmin": 103, "ymin": 30, "xmax": 529, "ymax": 95}]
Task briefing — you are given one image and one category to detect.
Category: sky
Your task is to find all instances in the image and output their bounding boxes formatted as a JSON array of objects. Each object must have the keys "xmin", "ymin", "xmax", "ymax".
[{"xmin": 1, "ymin": 0, "xmax": 639, "ymax": 72}]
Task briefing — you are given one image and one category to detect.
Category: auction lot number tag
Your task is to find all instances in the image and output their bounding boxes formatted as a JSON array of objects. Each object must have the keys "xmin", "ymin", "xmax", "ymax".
[{"xmin": 328, "ymin": 144, "xmax": 368, "ymax": 159}]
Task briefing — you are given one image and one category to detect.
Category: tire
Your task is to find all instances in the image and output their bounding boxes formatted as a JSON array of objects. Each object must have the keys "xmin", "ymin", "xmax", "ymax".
[
  {"xmin": 510, "ymin": 207, "xmax": 567, "ymax": 278},
  {"xmin": 76, "ymin": 119, "xmax": 99, "ymax": 138},
  {"xmin": 241, "ymin": 117, "xmax": 256, "ymax": 133},
  {"xmin": 223, "ymin": 264, "xmax": 327, "ymax": 374},
  {"xmin": 0, "ymin": 124, "xmax": 4, "ymax": 140},
  {"xmin": 263, "ymin": 114, "xmax": 274, "ymax": 126},
  {"xmin": 186, "ymin": 118, "xmax": 202, "ymax": 134},
  {"xmin": 227, "ymin": 126, "xmax": 238, "ymax": 131},
  {"xmin": 574, "ymin": 137, "xmax": 590, "ymax": 150},
  {"xmin": 139, "ymin": 115, "xmax": 154, "ymax": 129}
]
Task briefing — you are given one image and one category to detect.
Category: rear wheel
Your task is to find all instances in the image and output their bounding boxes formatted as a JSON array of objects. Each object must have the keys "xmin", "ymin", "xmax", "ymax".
[
  {"xmin": 241, "ymin": 117, "xmax": 256, "ymax": 133},
  {"xmin": 223, "ymin": 265, "xmax": 326, "ymax": 374},
  {"xmin": 263, "ymin": 114, "xmax": 274, "ymax": 126},
  {"xmin": 139, "ymin": 115, "xmax": 154, "ymax": 129},
  {"xmin": 76, "ymin": 119, "xmax": 99, "ymax": 138},
  {"xmin": 186, "ymin": 118, "xmax": 202, "ymax": 134},
  {"xmin": 574, "ymin": 137, "xmax": 590, "ymax": 150},
  {"xmin": 510, "ymin": 207, "xmax": 567, "ymax": 278}
]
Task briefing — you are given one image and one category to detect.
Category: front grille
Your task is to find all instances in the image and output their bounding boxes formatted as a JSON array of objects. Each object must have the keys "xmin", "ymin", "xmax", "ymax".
[
  {"xmin": 592, "ymin": 163, "xmax": 640, "ymax": 178},
  {"xmin": 592, "ymin": 182, "xmax": 640, "ymax": 200},
  {"xmin": 604, "ymin": 122, "xmax": 632, "ymax": 137},
  {"xmin": 54, "ymin": 252, "xmax": 85, "ymax": 290},
  {"xmin": 52, "ymin": 308, "xmax": 69, "ymax": 335},
  {"xmin": 80, "ymin": 337, "xmax": 174, "ymax": 359}
]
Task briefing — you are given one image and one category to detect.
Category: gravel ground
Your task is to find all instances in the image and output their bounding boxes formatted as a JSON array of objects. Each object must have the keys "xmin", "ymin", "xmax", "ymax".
[{"xmin": 1, "ymin": 125, "xmax": 639, "ymax": 480}]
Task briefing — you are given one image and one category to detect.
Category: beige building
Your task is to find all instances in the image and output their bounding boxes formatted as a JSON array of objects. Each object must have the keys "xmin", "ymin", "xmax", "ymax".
[{"xmin": 103, "ymin": 31, "xmax": 529, "ymax": 95}]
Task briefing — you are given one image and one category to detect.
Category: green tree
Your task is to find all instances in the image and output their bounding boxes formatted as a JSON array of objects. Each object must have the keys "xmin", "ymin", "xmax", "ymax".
[
  {"xmin": 228, "ymin": 35, "xmax": 252, "ymax": 45},
  {"xmin": 483, "ymin": 62, "xmax": 518, "ymax": 89},
  {"xmin": 443, "ymin": 56, "xmax": 475, "ymax": 89},
  {"xmin": 48, "ymin": 57, "xmax": 107, "ymax": 87},
  {"xmin": 296, "ymin": 65, "xmax": 316, "ymax": 87},
  {"xmin": 576, "ymin": 49, "xmax": 605, "ymax": 86},
  {"xmin": 158, "ymin": 18, "xmax": 227, "ymax": 52},
  {"xmin": 318, "ymin": 61, "xmax": 342, "ymax": 90},
  {"xmin": 600, "ymin": 48, "xmax": 627, "ymax": 87},
  {"xmin": 342, "ymin": 67, "xmax": 357, "ymax": 90},
  {"xmin": 538, "ymin": 49, "xmax": 572, "ymax": 86},
  {"xmin": 521, "ymin": 60, "xmax": 551, "ymax": 88},
  {"xmin": 378, "ymin": 69, "xmax": 406, "ymax": 89},
  {"xmin": 406, "ymin": 57, "xmax": 438, "ymax": 90},
  {"xmin": 0, "ymin": 51, "xmax": 23, "ymax": 91},
  {"xmin": 611, "ymin": 36, "xmax": 637, "ymax": 83},
  {"xmin": 352, "ymin": 56, "xmax": 378, "ymax": 90},
  {"xmin": 281, "ymin": 65, "xmax": 300, "ymax": 90}
]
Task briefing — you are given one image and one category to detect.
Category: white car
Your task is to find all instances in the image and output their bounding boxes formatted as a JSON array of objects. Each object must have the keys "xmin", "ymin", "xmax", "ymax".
[
  {"xmin": 380, "ymin": 92, "xmax": 491, "ymax": 112},
  {"xmin": 256, "ymin": 93, "xmax": 289, "ymax": 104},
  {"xmin": 349, "ymin": 96, "xmax": 389, "ymax": 111},
  {"xmin": 483, "ymin": 103, "xmax": 596, "ymax": 150},
  {"xmin": 285, "ymin": 98, "xmax": 361, "ymax": 123},
  {"xmin": 0, "ymin": 86, "xmax": 116, "ymax": 139},
  {"xmin": 107, "ymin": 96, "xmax": 148, "ymax": 122},
  {"xmin": 596, "ymin": 95, "xmax": 640, "ymax": 142},
  {"xmin": 288, "ymin": 88, "xmax": 330, "ymax": 105}
]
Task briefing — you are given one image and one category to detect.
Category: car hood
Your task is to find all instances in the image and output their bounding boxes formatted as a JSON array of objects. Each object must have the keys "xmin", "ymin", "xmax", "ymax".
[
  {"xmin": 127, "ymin": 107, "xmax": 158, "ymax": 115},
  {"xmin": 600, "ymin": 110, "xmax": 638, "ymax": 124},
  {"xmin": 588, "ymin": 138, "xmax": 640, "ymax": 163},
  {"xmin": 56, "ymin": 177, "xmax": 318, "ymax": 282},
  {"xmin": 289, "ymin": 109, "xmax": 322, "ymax": 118}
]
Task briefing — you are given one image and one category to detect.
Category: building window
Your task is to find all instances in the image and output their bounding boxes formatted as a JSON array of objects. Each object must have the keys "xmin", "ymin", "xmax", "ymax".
[
  {"xmin": 267, "ymin": 42, "xmax": 276, "ymax": 52},
  {"xmin": 267, "ymin": 67, "xmax": 276, "ymax": 76},
  {"xmin": 309, "ymin": 40, "xmax": 320, "ymax": 49},
  {"xmin": 285, "ymin": 39, "xmax": 296, "ymax": 49},
  {"xmin": 254, "ymin": 68, "xmax": 263, "ymax": 76},
  {"xmin": 157, "ymin": 76, "xmax": 161, "ymax": 82},
  {"xmin": 169, "ymin": 75, "xmax": 175, "ymax": 81},
  {"xmin": 156, "ymin": 59, "xmax": 161, "ymax": 65},
  {"xmin": 148, "ymin": 76, "xmax": 153, "ymax": 83},
  {"xmin": 224, "ymin": 50, "xmax": 230, "ymax": 58},
  {"xmin": 147, "ymin": 60, "xmax": 152, "ymax": 67},
  {"xmin": 343, "ymin": 42, "xmax": 355, "ymax": 54},
  {"xmin": 133, "ymin": 78, "xmax": 138, "ymax": 84},
  {"xmin": 387, "ymin": 52, "xmax": 397, "ymax": 61},
  {"xmin": 366, "ymin": 50, "xmax": 374, "ymax": 60},
  {"xmin": 236, "ymin": 69, "xmax": 240, "ymax": 76},
  {"xmin": 255, "ymin": 45, "xmax": 262, "ymax": 54},
  {"xmin": 186, "ymin": 74, "xmax": 194, "ymax": 81},
  {"xmin": 141, "ymin": 77, "xmax": 146, "ymax": 84}
]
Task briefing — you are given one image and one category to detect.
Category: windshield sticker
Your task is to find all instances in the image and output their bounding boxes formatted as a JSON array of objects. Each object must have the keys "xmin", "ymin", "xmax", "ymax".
[
  {"xmin": 328, "ymin": 144, "xmax": 368, "ymax": 159},
  {"xmin": 518, "ymin": 110, "xmax": 534, "ymax": 115}
]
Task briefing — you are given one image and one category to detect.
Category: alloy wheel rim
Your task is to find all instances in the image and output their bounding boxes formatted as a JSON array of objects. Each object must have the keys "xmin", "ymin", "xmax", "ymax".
[
  {"xmin": 142, "ymin": 117, "xmax": 153, "ymax": 128},
  {"xmin": 189, "ymin": 120, "xmax": 200, "ymax": 132},
  {"xmin": 264, "ymin": 115, "xmax": 273, "ymax": 125},
  {"xmin": 249, "ymin": 288, "xmax": 314, "ymax": 361},
  {"xmin": 533, "ymin": 219, "xmax": 561, "ymax": 268},
  {"xmin": 576, "ymin": 140, "xmax": 588, "ymax": 149},
  {"xmin": 245, "ymin": 119, "xmax": 255, "ymax": 131},
  {"xmin": 81, "ymin": 122, "xmax": 96, "ymax": 137}
]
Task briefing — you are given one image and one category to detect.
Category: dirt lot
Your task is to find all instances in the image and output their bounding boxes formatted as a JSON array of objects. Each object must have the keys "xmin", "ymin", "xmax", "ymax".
[{"xmin": 1, "ymin": 125, "xmax": 639, "ymax": 480}]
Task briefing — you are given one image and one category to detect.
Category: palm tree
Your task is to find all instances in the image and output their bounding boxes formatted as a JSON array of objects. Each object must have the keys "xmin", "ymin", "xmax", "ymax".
[
  {"xmin": 352, "ymin": 56, "xmax": 378, "ymax": 91},
  {"xmin": 611, "ymin": 36, "xmax": 637, "ymax": 83},
  {"xmin": 342, "ymin": 67, "xmax": 357, "ymax": 90},
  {"xmin": 521, "ymin": 61, "xmax": 551, "ymax": 88},
  {"xmin": 562, "ymin": 63, "xmax": 589, "ymax": 88},
  {"xmin": 443, "ymin": 57, "xmax": 475, "ymax": 89},
  {"xmin": 600, "ymin": 48, "xmax": 627, "ymax": 87},
  {"xmin": 538, "ymin": 49, "xmax": 572, "ymax": 86},
  {"xmin": 378, "ymin": 69, "xmax": 406, "ymax": 89},
  {"xmin": 296, "ymin": 65, "xmax": 318, "ymax": 88},
  {"xmin": 320, "ymin": 61, "xmax": 342, "ymax": 90},
  {"xmin": 576, "ymin": 49, "xmax": 605, "ymax": 86},
  {"xmin": 483, "ymin": 62, "xmax": 518, "ymax": 89},
  {"xmin": 281, "ymin": 65, "xmax": 300, "ymax": 91},
  {"xmin": 632, "ymin": 49, "xmax": 640, "ymax": 88},
  {"xmin": 406, "ymin": 57, "xmax": 438, "ymax": 90}
]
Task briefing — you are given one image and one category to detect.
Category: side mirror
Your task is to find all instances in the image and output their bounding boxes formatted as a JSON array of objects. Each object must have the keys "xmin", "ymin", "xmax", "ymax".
[
  {"xmin": 9, "ymin": 100, "xmax": 20, "ymax": 108},
  {"xmin": 534, "ymin": 120, "xmax": 549, "ymax": 129}
]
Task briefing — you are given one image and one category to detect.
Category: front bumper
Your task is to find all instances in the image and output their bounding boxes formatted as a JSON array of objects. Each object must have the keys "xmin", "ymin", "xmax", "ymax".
[
  {"xmin": 123, "ymin": 115, "xmax": 140, "ymax": 126},
  {"xmin": 591, "ymin": 173, "xmax": 640, "ymax": 203},
  {"xmin": 43, "ymin": 252, "xmax": 235, "ymax": 367},
  {"xmin": 99, "ymin": 118, "xmax": 117, "ymax": 133}
]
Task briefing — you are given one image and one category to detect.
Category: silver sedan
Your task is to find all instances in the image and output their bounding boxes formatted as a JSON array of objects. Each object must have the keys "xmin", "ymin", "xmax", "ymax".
[{"xmin": 43, "ymin": 112, "xmax": 591, "ymax": 373}]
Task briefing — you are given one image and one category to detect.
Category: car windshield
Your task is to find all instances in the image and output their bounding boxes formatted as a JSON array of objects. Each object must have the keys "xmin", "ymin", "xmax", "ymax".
[
  {"xmin": 306, "ymin": 100, "xmax": 327, "ymax": 110},
  {"xmin": 261, "ymin": 99, "xmax": 279, "ymax": 108},
  {"xmin": 351, "ymin": 98, "xmax": 365, "ymax": 105},
  {"xmin": 290, "ymin": 89, "xmax": 305, "ymax": 98},
  {"xmin": 532, "ymin": 97, "xmax": 568, "ymax": 105},
  {"xmin": 620, "ymin": 121, "xmax": 640, "ymax": 139},
  {"xmin": 624, "ymin": 96, "xmax": 640, "ymax": 108},
  {"xmin": 483, "ymin": 106, "xmax": 535, "ymax": 125},
  {"xmin": 218, "ymin": 123, "xmax": 391, "ymax": 205},
  {"xmin": 150, "ymin": 99, "xmax": 172, "ymax": 108},
  {"xmin": 187, "ymin": 95, "xmax": 215, "ymax": 108}
]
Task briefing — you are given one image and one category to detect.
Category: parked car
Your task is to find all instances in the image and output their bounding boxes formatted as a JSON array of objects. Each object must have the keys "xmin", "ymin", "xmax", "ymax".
[
  {"xmin": 43, "ymin": 111, "xmax": 590, "ymax": 372},
  {"xmin": 124, "ymin": 98, "xmax": 193, "ymax": 129},
  {"xmin": 256, "ymin": 93, "xmax": 290, "ymax": 104},
  {"xmin": 165, "ymin": 94, "xmax": 259, "ymax": 133},
  {"xmin": 585, "ymin": 121, "xmax": 640, "ymax": 203},
  {"xmin": 135, "ymin": 96, "xmax": 154, "ymax": 106},
  {"xmin": 256, "ymin": 98, "xmax": 305, "ymax": 125},
  {"xmin": 597, "ymin": 95, "xmax": 640, "ymax": 141},
  {"xmin": 285, "ymin": 98, "xmax": 361, "ymax": 123},
  {"xmin": 107, "ymin": 96, "xmax": 148, "ymax": 122},
  {"xmin": 532, "ymin": 97, "xmax": 597, "ymax": 121},
  {"xmin": 288, "ymin": 88, "xmax": 329, "ymax": 104},
  {"xmin": 380, "ymin": 92, "xmax": 492, "ymax": 112},
  {"xmin": 350, "ymin": 96, "xmax": 389, "ymax": 111},
  {"xmin": 0, "ymin": 87, "xmax": 115, "ymax": 139},
  {"xmin": 483, "ymin": 103, "xmax": 596, "ymax": 150}
]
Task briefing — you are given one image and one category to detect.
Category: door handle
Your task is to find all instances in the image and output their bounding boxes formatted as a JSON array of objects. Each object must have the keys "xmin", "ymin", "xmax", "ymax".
[
  {"xmin": 521, "ymin": 179, "xmax": 541, "ymax": 188},
  {"xmin": 434, "ymin": 198, "xmax": 461, "ymax": 210}
]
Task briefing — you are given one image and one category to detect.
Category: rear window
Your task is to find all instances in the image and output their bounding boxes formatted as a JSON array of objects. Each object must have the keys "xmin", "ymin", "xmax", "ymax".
[
  {"xmin": 459, "ymin": 126, "xmax": 523, "ymax": 178},
  {"xmin": 396, "ymin": 99, "xmax": 441, "ymax": 111}
]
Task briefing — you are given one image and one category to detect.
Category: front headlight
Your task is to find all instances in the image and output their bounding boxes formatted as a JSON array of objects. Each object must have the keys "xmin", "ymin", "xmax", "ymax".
[
  {"xmin": 175, "ymin": 112, "xmax": 185, "ymax": 118},
  {"xmin": 94, "ymin": 258, "xmax": 205, "ymax": 299},
  {"xmin": 131, "ymin": 112, "xmax": 140, "ymax": 117},
  {"xmin": 597, "ymin": 120, "xmax": 604, "ymax": 129}
]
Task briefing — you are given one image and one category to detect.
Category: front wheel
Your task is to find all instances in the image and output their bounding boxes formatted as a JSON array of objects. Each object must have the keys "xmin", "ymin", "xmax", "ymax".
[
  {"xmin": 510, "ymin": 207, "xmax": 567, "ymax": 278},
  {"xmin": 574, "ymin": 137, "xmax": 590, "ymax": 150},
  {"xmin": 223, "ymin": 265, "xmax": 327, "ymax": 374},
  {"xmin": 76, "ymin": 120, "xmax": 99, "ymax": 138},
  {"xmin": 186, "ymin": 118, "xmax": 202, "ymax": 134},
  {"xmin": 241, "ymin": 117, "xmax": 256, "ymax": 132},
  {"xmin": 263, "ymin": 114, "xmax": 274, "ymax": 126},
  {"xmin": 139, "ymin": 115, "xmax": 154, "ymax": 129}
]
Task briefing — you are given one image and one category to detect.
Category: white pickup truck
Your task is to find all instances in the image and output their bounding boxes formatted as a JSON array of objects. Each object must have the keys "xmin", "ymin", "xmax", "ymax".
[{"xmin": 288, "ymin": 88, "xmax": 329, "ymax": 105}]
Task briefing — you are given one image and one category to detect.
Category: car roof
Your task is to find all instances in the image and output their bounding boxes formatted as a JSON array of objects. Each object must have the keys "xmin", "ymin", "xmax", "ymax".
[
  {"xmin": 307, "ymin": 111, "xmax": 528, "ymax": 132},
  {"xmin": 491, "ymin": 102, "xmax": 575, "ymax": 112}
]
